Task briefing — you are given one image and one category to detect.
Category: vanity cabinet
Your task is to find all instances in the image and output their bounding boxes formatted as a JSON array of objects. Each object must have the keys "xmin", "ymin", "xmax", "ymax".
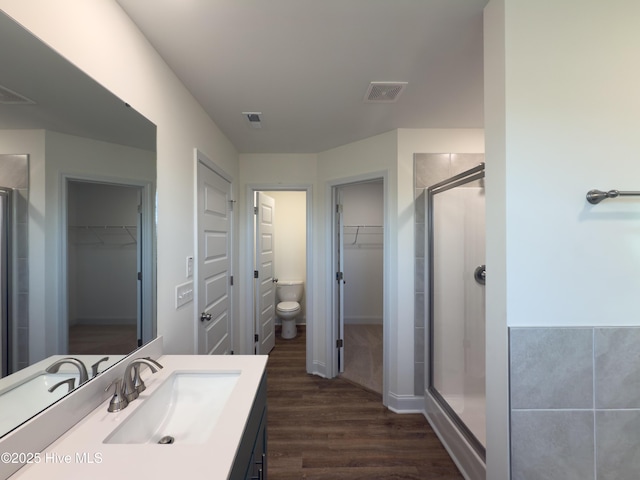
[{"xmin": 230, "ymin": 371, "xmax": 267, "ymax": 480}]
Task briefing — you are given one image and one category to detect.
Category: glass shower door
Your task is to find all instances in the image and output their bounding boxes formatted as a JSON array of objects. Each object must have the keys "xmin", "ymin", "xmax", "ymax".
[{"xmin": 427, "ymin": 164, "xmax": 486, "ymax": 457}]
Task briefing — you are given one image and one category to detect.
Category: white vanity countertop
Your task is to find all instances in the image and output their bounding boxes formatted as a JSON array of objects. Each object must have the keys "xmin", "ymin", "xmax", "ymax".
[{"xmin": 11, "ymin": 355, "xmax": 268, "ymax": 480}]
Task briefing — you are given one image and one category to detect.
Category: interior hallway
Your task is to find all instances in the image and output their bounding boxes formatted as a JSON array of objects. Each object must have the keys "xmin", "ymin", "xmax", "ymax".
[{"xmin": 266, "ymin": 327, "xmax": 463, "ymax": 479}]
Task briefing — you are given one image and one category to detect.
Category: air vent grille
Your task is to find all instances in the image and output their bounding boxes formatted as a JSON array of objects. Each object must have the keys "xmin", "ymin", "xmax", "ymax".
[
  {"xmin": 242, "ymin": 111, "xmax": 262, "ymax": 129},
  {"xmin": 0, "ymin": 84, "xmax": 35, "ymax": 105},
  {"xmin": 364, "ymin": 82, "xmax": 407, "ymax": 103}
]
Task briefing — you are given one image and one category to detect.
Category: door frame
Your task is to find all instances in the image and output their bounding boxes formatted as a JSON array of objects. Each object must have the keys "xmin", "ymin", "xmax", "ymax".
[
  {"xmin": 59, "ymin": 173, "xmax": 155, "ymax": 354},
  {"xmin": 194, "ymin": 149, "xmax": 235, "ymax": 354},
  {"xmin": 327, "ymin": 171, "xmax": 388, "ymax": 402},
  {"xmin": 244, "ymin": 184, "xmax": 312, "ymax": 367}
]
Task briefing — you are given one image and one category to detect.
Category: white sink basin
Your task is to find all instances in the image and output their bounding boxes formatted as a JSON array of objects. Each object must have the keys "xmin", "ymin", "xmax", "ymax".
[
  {"xmin": 104, "ymin": 371, "xmax": 240, "ymax": 445},
  {"xmin": 0, "ymin": 372, "xmax": 81, "ymax": 434}
]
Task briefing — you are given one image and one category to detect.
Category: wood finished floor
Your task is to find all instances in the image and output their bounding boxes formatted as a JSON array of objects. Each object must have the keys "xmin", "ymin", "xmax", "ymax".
[
  {"xmin": 68, "ymin": 324, "xmax": 138, "ymax": 354},
  {"xmin": 267, "ymin": 328, "xmax": 463, "ymax": 479}
]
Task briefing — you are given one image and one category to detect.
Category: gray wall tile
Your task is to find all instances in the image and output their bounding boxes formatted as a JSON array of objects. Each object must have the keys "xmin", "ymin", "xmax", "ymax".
[
  {"xmin": 414, "ymin": 153, "xmax": 450, "ymax": 188},
  {"xmin": 596, "ymin": 410, "xmax": 640, "ymax": 480},
  {"xmin": 414, "ymin": 189, "xmax": 425, "ymax": 221},
  {"xmin": 511, "ymin": 410, "xmax": 594, "ymax": 480},
  {"xmin": 510, "ymin": 328, "xmax": 593, "ymax": 409},
  {"xmin": 451, "ymin": 153, "xmax": 484, "ymax": 176},
  {"xmin": 595, "ymin": 328, "xmax": 640, "ymax": 409},
  {"xmin": 414, "ymin": 258, "xmax": 424, "ymax": 294},
  {"xmin": 415, "ymin": 222, "xmax": 425, "ymax": 258}
]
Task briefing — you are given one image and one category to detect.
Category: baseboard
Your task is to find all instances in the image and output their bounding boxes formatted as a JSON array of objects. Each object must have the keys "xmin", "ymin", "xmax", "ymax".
[
  {"xmin": 310, "ymin": 359, "xmax": 327, "ymax": 378},
  {"xmin": 386, "ymin": 392, "xmax": 424, "ymax": 413}
]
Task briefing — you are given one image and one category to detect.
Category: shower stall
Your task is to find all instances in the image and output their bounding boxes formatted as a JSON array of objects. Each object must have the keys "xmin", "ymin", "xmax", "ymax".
[{"xmin": 425, "ymin": 163, "xmax": 486, "ymax": 479}]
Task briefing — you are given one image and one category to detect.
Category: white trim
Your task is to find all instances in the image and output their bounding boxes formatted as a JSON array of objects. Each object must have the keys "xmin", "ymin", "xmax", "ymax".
[
  {"xmin": 310, "ymin": 360, "xmax": 327, "ymax": 378},
  {"xmin": 386, "ymin": 393, "xmax": 424, "ymax": 413}
]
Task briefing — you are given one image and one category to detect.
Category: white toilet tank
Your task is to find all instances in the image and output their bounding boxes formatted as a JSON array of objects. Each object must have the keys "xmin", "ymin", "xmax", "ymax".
[{"xmin": 276, "ymin": 280, "xmax": 304, "ymax": 302}]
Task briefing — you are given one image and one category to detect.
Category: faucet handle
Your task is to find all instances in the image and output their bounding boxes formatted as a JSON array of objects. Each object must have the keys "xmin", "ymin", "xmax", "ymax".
[{"xmin": 105, "ymin": 378, "xmax": 128, "ymax": 412}]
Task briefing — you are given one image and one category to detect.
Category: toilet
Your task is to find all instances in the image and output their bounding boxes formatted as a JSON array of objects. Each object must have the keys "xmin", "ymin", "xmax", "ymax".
[{"xmin": 275, "ymin": 280, "xmax": 304, "ymax": 339}]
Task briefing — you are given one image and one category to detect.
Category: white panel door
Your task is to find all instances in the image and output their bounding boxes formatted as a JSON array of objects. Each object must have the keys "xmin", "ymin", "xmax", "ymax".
[
  {"xmin": 197, "ymin": 158, "xmax": 232, "ymax": 355},
  {"xmin": 254, "ymin": 192, "xmax": 276, "ymax": 354}
]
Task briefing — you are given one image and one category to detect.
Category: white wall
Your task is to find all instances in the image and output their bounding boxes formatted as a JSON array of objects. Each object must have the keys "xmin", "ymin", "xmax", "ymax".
[
  {"xmin": 503, "ymin": 0, "xmax": 640, "ymax": 328},
  {"xmin": 317, "ymin": 131, "xmax": 396, "ymax": 386},
  {"xmin": 484, "ymin": 0, "xmax": 640, "ymax": 477},
  {"xmin": 0, "ymin": 0, "xmax": 239, "ymax": 355},
  {"xmin": 263, "ymin": 191, "xmax": 307, "ymax": 285}
]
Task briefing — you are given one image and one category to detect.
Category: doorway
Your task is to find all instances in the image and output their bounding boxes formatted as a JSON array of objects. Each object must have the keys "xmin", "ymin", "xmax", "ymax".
[
  {"xmin": 65, "ymin": 180, "xmax": 142, "ymax": 354},
  {"xmin": 333, "ymin": 179, "xmax": 384, "ymax": 394},
  {"xmin": 252, "ymin": 189, "xmax": 307, "ymax": 355}
]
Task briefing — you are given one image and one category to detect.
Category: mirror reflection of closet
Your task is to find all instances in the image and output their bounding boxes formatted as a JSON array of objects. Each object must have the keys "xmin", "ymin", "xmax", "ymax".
[{"xmin": 66, "ymin": 181, "xmax": 141, "ymax": 355}]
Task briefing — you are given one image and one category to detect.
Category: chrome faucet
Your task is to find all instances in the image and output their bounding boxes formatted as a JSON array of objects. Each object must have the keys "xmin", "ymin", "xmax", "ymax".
[
  {"xmin": 48, "ymin": 378, "xmax": 76, "ymax": 394},
  {"xmin": 45, "ymin": 357, "xmax": 89, "ymax": 385},
  {"xmin": 123, "ymin": 357, "xmax": 163, "ymax": 402},
  {"xmin": 90, "ymin": 356, "xmax": 110, "ymax": 378}
]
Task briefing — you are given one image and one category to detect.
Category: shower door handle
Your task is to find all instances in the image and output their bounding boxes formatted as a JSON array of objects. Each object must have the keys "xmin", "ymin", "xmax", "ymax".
[{"xmin": 474, "ymin": 265, "xmax": 486, "ymax": 285}]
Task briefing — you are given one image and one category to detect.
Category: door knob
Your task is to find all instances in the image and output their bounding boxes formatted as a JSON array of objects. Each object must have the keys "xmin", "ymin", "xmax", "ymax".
[
  {"xmin": 200, "ymin": 312, "xmax": 212, "ymax": 322},
  {"xmin": 473, "ymin": 265, "xmax": 486, "ymax": 285}
]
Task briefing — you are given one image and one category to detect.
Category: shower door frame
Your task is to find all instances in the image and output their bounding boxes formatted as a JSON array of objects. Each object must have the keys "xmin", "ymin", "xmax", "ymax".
[
  {"xmin": 426, "ymin": 163, "xmax": 486, "ymax": 462},
  {"xmin": 0, "ymin": 188, "xmax": 12, "ymax": 377}
]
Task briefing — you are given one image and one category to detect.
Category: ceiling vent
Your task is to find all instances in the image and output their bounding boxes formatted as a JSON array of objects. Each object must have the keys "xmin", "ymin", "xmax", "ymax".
[
  {"xmin": 242, "ymin": 112, "xmax": 262, "ymax": 129},
  {"xmin": 364, "ymin": 82, "xmax": 407, "ymax": 103},
  {"xmin": 0, "ymin": 84, "xmax": 35, "ymax": 105}
]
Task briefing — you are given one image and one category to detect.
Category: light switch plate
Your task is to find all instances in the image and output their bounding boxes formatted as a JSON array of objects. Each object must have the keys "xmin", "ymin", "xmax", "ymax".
[{"xmin": 175, "ymin": 281, "xmax": 194, "ymax": 309}]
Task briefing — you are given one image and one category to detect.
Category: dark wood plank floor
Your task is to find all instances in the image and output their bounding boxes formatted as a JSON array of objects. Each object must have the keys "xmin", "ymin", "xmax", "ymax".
[{"xmin": 266, "ymin": 327, "xmax": 463, "ymax": 479}]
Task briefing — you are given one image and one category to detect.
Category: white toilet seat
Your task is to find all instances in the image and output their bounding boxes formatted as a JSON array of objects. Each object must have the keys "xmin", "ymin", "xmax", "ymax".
[{"xmin": 276, "ymin": 301, "xmax": 300, "ymax": 313}]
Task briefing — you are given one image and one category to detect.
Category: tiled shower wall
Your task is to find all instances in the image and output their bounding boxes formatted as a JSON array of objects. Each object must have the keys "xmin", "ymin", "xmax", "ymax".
[
  {"xmin": 413, "ymin": 153, "xmax": 484, "ymax": 395},
  {"xmin": 510, "ymin": 327, "xmax": 640, "ymax": 480},
  {"xmin": 0, "ymin": 154, "xmax": 29, "ymax": 371}
]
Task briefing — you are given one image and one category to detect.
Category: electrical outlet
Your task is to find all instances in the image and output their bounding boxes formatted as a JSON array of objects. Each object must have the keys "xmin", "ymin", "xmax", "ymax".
[
  {"xmin": 186, "ymin": 256, "xmax": 194, "ymax": 277},
  {"xmin": 175, "ymin": 281, "xmax": 194, "ymax": 309}
]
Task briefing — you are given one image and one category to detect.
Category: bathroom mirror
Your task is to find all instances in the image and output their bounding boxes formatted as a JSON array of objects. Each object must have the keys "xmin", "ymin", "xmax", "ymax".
[{"xmin": 0, "ymin": 10, "xmax": 156, "ymax": 437}]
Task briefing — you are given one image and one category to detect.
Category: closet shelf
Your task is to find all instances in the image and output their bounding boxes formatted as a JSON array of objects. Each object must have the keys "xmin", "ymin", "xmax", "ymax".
[
  {"xmin": 343, "ymin": 225, "xmax": 383, "ymax": 247},
  {"xmin": 69, "ymin": 225, "xmax": 137, "ymax": 247}
]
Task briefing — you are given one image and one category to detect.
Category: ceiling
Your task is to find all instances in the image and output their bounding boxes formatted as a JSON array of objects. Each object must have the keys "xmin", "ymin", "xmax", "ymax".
[{"xmin": 116, "ymin": 0, "xmax": 487, "ymax": 154}]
